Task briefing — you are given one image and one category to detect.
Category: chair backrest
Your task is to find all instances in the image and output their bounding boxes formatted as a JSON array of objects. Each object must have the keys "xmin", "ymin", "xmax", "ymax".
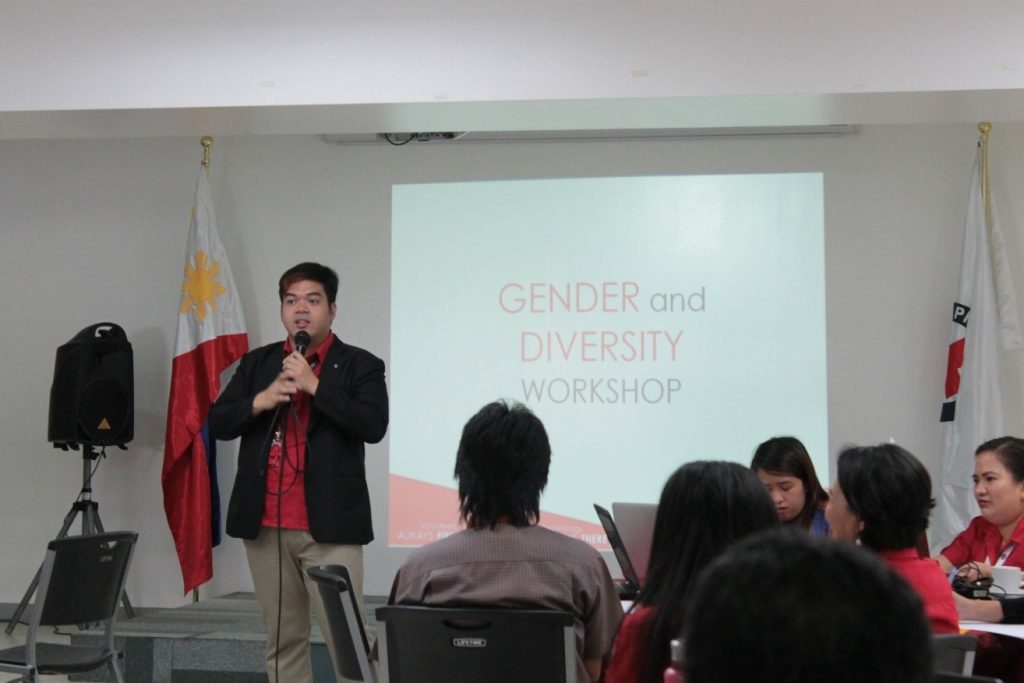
[
  {"xmin": 375, "ymin": 605, "xmax": 575, "ymax": 683},
  {"xmin": 34, "ymin": 531, "xmax": 137, "ymax": 628},
  {"xmin": 307, "ymin": 564, "xmax": 376, "ymax": 682},
  {"xmin": 932, "ymin": 633, "xmax": 978, "ymax": 675},
  {"xmin": 916, "ymin": 530, "xmax": 931, "ymax": 558}
]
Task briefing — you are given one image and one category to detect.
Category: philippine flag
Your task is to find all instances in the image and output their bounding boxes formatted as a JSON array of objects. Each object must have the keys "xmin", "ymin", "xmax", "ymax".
[{"xmin": 162, "ymin": 165, "xmax": 248, "ymax": 594}]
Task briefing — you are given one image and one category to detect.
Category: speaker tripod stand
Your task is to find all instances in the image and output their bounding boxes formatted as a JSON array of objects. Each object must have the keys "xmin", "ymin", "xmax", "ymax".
[{"xmin": 5, "ymin": 445, "xmax": 135, "ymax": 635}]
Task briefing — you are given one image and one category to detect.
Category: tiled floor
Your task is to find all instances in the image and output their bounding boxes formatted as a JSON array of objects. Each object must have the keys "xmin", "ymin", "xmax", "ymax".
[
  {"xmin": 1, "ymin": 593, "xmax": 386, "ymax": 682},
  {"xmin": 0, "ymin": 621, "xmax": 71, "ymax": 682}
]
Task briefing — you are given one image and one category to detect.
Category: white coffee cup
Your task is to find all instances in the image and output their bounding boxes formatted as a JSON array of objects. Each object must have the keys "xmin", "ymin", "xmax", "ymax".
[{"xmin": 992, "ymin": 565, "xmax": 1023, "ymax": 595}]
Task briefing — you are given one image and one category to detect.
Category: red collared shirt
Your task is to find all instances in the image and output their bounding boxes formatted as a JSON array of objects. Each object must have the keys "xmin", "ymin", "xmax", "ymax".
[
  {"xmin": 261, "ymin": 332, "xmax": 335, "ymax": 530},
  {"xmin": 878, "ymin": 547, "xmax": 959, "ymax": 634},
  {"xmin": 940, "ymin": 515, "xmax": 1024, "ymax": 569}
]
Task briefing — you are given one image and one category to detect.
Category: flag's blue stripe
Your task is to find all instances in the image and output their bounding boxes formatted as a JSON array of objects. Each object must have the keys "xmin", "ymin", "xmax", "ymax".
[{"xmin": 201, "ymin": 421, "xmax": 222, "ymax": 547}]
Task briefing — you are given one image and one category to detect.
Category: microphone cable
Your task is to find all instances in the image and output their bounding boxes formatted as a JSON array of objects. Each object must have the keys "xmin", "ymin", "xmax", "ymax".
[
  {"xmin": 274, "ymin": 417, "xmax": 283, "ymax": 683},
  {"xmin": 267, "ymin": 331, "xmax": 312, "ymax": 682},
  {"xmin": 271, "ymin": 373, "xmax": 310, "ymax": 682}
]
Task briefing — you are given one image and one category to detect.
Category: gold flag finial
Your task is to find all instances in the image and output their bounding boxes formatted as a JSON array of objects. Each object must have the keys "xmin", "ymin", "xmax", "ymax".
[
  {"xmin": 978, "ymin": 123, "xmax": 992, "ymax": 224},
  {"xmin": 201, "ymin": 136, "xmax": 214, "ymax": 168},
  {"xmin": 979, "ymin": 121, "xmax": 992, "ymax": 142}
]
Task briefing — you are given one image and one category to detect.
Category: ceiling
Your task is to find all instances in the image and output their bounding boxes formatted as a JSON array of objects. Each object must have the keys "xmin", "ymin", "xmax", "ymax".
[{"xmin": 3, "ymin": 1, "xmax": 1023, "ymax": 140}]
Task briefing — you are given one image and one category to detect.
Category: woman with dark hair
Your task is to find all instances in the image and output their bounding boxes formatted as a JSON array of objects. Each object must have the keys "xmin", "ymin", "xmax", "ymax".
[
  {"xmin": 825, "ymin": 443, "xmax": 958, "ymax": 633},
  {"xmin": 938, "ymin": 436, "xmax": 1024, "ymax": 576},
  {"xmin": 935, "ymin": 437, "xmax": 1024, "ymax": 683},
  {"xmin": 751, "ymin": 436, "xmax": 831, "ymax": 535},
  {"xmin": 603, "ymin": 461, "xmax": 778, "ymax": 683}
]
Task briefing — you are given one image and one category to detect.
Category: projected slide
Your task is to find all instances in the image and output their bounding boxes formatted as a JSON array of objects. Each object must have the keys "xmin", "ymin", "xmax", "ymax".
[{"xmin": 390, "ymin": 174, "xmax": 827, "ymax": 548}]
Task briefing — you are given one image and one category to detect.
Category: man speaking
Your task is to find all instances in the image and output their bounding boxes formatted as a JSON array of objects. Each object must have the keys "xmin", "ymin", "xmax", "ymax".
[{"xmin": 210, "ymin": 261, "xmax": 388, "ymax": 683}]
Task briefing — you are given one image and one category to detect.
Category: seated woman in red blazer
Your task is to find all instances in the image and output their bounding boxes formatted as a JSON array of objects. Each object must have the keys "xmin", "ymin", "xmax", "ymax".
[
  {"xmin": 941, "ymin": 437, "xmax": 1024, "ymax": 683},
  {"xmin": 938, "ymin": 437, "xmax": 1024, "ymax": 578}
]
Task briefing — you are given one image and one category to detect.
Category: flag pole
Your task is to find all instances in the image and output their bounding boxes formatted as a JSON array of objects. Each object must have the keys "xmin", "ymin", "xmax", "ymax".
[
  {"xmin": 201, "ymin": 135, "xmax": 213, "ymax": 169},
  {"xmin": 192, "ymin": 134, "xmax": 213, "ymax": 606},
  {"xmin": 978, "ymin": 122, "xmax": 991, "ymax": 226}
]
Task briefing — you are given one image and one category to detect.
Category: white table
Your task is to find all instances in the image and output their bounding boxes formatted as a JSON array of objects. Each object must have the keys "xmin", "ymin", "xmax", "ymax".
[{"xmin": 960, "ymin": 621, "xmax": 1024, "ymax": 638}]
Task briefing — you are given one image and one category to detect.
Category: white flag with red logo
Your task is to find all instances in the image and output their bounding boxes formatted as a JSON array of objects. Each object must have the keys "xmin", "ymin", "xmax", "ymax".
[{"xmin": 937, "ymin": 144, "xmax": 1022, "ymax": 545}]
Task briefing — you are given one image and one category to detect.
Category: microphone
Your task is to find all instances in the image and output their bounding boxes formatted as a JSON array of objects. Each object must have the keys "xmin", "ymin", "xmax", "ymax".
[{"xmin": 294, "ymin": 331, "xmax": 311, "ymax": 356}]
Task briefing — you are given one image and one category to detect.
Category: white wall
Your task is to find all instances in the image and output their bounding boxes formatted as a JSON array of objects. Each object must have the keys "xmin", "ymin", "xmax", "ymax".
[{"xmin": 1, "ymin": 124, "xmax": 1022, "ymax": 606}]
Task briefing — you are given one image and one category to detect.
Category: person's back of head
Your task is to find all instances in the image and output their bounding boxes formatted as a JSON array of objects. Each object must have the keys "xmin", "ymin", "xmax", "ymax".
[
  {"xmin": 644, "ymin": 461, "xmax": 779, "ymax": 605},
  {"xmin": 834, "ymin": 443, "xmax": 933, "ymax": 550},
  {"xmin": 631, "ymin": 461, "xmax": 778, "ymax": 682},
  {"xmin": 683, "ymin": 529, "xmax": 933, "ymax": 683},
  {"xmin": 454, "ymin": 400, "xmax": 550, "ymax": 528}
]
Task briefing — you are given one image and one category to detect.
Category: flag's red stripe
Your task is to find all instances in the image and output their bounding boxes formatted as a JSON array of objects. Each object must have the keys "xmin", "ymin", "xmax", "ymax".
[
  {"xmin": 944, "ymin": 337, "xmax": 966, "ymax": 399},
  {"xmin": 162, "ymin": 332, "xmax": 248, "ymax": 593}
]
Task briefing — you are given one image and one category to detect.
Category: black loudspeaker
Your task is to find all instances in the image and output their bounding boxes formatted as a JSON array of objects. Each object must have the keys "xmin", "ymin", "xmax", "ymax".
[{"xmin": 48, "ymin": 322, "xmax": 134, "ymax": 448}]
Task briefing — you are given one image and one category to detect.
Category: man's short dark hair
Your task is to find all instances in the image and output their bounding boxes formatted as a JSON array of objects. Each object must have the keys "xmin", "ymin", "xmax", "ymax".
[
  {"xmin": 279, "ymin": 262, "xmax": 339, "ymax": 304},
  {"xmin": 683, "ymin": 529, "xmax": 933, "ymax": 683},
  {"xmin": 455, "ymin": 400, "xmax": 550, "ymax": 528},
  {"xmin": 837, "ymin": 443, "xmax": 934, "ymax": 550}
]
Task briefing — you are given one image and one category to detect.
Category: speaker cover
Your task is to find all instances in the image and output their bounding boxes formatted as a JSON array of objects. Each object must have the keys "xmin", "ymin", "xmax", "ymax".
[{"xmin": 48, "ymin": 322, "xmax": 134, "ymax": 448}]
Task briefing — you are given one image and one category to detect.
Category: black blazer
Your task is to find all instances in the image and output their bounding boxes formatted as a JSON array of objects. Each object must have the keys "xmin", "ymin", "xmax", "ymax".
[{"xmin": 209, "ymin": 337, "xmax": 389, "ymax": 544}]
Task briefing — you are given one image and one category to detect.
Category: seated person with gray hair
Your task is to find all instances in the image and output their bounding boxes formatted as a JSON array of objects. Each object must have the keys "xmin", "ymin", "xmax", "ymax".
[{"xmin": 387, "ymin": 400, "xmax": 623, "ymax": 682}]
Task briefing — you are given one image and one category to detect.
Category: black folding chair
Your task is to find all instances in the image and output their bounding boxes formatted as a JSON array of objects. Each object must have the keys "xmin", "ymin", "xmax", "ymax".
[
  {"xmin": 375, "ymin": 605, "xmax": 575, "ymax": 683},
  {"xmin": 308, "ymin": 564, "xmax": 376, "ymax": 682},
  {"xmin": 0, "ymin": 531, "xmax": 137, "ymax": 683},
  {"xmin": 932, "ymin": 633, "xmax": 978, "ymax": 675}
]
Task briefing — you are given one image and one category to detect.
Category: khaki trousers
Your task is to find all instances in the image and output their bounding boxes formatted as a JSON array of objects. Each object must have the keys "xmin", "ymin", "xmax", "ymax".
[{"xmin": 244, "ymin": 527, "xmax": 365, "ymax": 683}]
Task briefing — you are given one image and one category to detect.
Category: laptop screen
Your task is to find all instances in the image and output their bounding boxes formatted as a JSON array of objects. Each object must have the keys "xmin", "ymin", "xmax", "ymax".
[
  {"xmin": 611, "ymin": 502, "xmax": 658, "ymax": 583},
  {"xmin": 593, "ymin": 504, "xmax": 641, "ymax": 591}
]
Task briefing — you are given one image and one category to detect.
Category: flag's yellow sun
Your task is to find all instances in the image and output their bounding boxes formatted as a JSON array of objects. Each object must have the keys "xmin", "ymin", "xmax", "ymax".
[{"xmin": 180, "ymin": 249, "xmax": 227, "ymax": 322}]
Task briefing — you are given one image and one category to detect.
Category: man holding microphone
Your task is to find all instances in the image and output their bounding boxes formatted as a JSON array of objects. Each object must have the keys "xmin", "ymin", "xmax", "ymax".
[{"xmin": 210, "ymin": 261, "xmax": 388, "ymax": 683}]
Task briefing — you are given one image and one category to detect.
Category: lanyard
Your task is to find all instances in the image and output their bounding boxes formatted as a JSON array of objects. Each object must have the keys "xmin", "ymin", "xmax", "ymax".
[{"xmin": 995, "ymin": 542, "xmax": 1017, "ymax": 567}]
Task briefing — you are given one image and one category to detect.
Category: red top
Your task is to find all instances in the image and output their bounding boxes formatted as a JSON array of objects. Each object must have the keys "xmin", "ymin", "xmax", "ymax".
[
  {"xmin": 261, "ymin": 332, "xmax": 334, "ymax": 530},
  {"xmin": 604, "ymin": 604, "xmax": 657, "ymax": 683},
  {"xmin": 878, "ymin": 547, "xmax": 959, "ymax": 634},
  {"xmin": 941, "ymin": 515, "xmax": 1024, "ymax": 568}
]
